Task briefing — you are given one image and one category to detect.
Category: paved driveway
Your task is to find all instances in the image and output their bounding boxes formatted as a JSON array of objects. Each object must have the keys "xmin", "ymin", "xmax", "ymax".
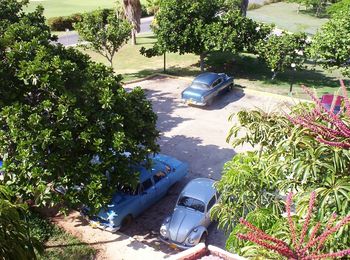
[
  {"xmin": 122, "ymin": 76, "xmax": 292, "ymax": 255},
  {"xmin": 55, "ymin": 76, "xmax": 293, "ymax": 259}
]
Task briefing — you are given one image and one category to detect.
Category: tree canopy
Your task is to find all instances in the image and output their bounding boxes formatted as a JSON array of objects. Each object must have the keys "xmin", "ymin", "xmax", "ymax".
[
  {"xmin": 0, "ymin": 0, "xmax": 159, "ymax": 212},
  {"xmin": 141, "ymin": 0, "xmax": 271, "ymax": 72},
  {"xmin": 75, "ymin": 9, "xmax": 132, "ymax": 68},
  {"xmin": 256, "ymin": 32, "xmax": 309, "ymax": 79},
  {"xmin": 310, "ymin": 10, "xmax": 350, "ymax": 77}
]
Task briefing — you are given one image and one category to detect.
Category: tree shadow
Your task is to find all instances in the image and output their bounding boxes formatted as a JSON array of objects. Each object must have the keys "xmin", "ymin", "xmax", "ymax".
[
  {"xmin": 122, "ymin": 76, "xmax": 236, "ymax": 253},
  {"xmin": 205, "ymin": 52, "xmax": 346, "ymax": 90},
  {"xmin": 122, "ymin": 135, "xmax": 235, "ymax": 254}
]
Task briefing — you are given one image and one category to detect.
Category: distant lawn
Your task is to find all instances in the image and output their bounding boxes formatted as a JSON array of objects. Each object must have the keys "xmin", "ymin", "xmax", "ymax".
[
  {"xmin": 247, "ymin": 2, "xmax": 328, "ymax": 35},
  {"xmin": 81, "ymin": 34, "xmax": 348, "ymax": 98},
  {"xmin": 26, "ymin": 0, "xmax": 147, "ymax": 18},
  {"xmin": 80, "ymin": 33, "xmax": 200, "ymax": 82}
]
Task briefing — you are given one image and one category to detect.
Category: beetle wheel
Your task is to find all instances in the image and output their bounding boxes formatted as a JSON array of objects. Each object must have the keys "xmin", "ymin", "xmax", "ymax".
[{"xmin": 120, "ymin": 215, "xmax": 133, "ymax": 232}]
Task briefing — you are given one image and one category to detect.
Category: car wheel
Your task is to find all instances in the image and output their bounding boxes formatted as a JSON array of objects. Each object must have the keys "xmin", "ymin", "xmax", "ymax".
[
  {"xmin": 120, "ymin": 215, "xmax": 133, "ymax": 232},
  {"xmin": 199, "ymin": 232, "xmax": 208, "ymax": 245},
  {"xmin": 206, "ymin": 98, "xmax": 213, "ymax": 106}
]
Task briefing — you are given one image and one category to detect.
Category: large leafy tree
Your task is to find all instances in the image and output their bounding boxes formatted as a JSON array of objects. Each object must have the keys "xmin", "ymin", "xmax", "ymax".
[
  {"xmin": 204, "ymin": 10, "xmax": 271, "ymax": 55},
  {"xmin": 142, "ymin": 0, "xmax": 222, "ymax": 72},
  {"xmin": 0, "ymin": 0, "xmax": 159, "ymax": 212},
  {"xmin": 75, "ymin": 9, "xmax": 132, "ymax": 68},
  {"xmin": 141, "ymin": 0, "xmax": 271, "ymax": 72},
  {"xmin": 310, "ymin": 10, "xmax": 350, "ymax": 77},
  {"xmin": 256, "ymin": 32, "xmax": 309, "ymax": 79}
]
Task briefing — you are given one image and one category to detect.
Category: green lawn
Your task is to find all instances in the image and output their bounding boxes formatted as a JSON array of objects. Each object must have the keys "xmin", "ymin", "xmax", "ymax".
[
  {"xmin": 28, "ymin": 212, "xmax": 96, "ymax": 260},
  {"xmin": 247, "ymin": 2, "xmax": 328, "ymax": 35},
  {"xmin": 82, "ymin": 34, "xmax": 347, "ymax": 98},
  {"xmin": 26, "ymin": 0, "xmax": 147, "ymax": 18},
  {"xmin": 80, "ymin": 34, "xmax": 200, "ymax": 82}
]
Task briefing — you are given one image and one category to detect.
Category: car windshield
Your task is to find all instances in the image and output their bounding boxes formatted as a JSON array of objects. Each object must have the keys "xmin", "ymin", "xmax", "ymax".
[
  {"xmin": 190, "ymin": 82, "xmax": 210, "ymax": 90},
  {"xmin": 177, "ymin": 196, "xmax": 205, "ymax": 212}
]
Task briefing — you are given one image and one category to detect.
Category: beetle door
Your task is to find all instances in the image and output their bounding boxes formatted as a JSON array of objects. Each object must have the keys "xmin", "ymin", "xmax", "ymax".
[{"xmin": 204, "ymin": 195, "xmax": 217, "ymax": 227}]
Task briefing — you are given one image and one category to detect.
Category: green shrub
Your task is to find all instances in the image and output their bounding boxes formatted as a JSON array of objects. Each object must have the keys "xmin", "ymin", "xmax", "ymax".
[
  {"xmin": 141, "ymin": 4, "xmax": 149, "ymax": 17},
  {"xmin": 47, "ymin": 13, "xmax": 82, "ymax": 31},
  {"xmin": 27, "ymin": 212, "xmax": 54, "ymax": 244},
  {"xmin": 247, "ymin": 3, "xmax": 262, "ymax": 10}
]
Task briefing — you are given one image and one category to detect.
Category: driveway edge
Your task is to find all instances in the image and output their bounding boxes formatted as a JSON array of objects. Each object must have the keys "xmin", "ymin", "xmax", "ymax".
[{"xmin": 124, "ymin": 73, "xmax": 310, "ymax": 103}]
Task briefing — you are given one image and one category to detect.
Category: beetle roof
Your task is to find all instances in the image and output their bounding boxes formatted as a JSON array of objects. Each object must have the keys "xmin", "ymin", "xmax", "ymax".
[
  {"xmin": 193, "ymin": 72, "xmax": 220, "ymax": 86},
  {"xmin": 180, "ymin": 178, "xmax": 216, "ymax": 204}
]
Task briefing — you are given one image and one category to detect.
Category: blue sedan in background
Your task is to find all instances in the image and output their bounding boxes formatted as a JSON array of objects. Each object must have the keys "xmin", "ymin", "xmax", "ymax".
[
  {"xmin": 86, "ymin": 154, "xmax": 188, "ymax": 232},
  {"xmin": 181, "ymin": 72, "xmax": 234, "ymax": 106}
]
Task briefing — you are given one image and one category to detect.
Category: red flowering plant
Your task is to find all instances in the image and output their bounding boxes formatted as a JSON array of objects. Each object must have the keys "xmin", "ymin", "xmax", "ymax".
[
  {"xmin": 237, "ymin": 192, "xmax": 350, "ymax": 259},
  {"xmin": 288, "ymin": 80, "xmax": 350, "ymax": 149}
]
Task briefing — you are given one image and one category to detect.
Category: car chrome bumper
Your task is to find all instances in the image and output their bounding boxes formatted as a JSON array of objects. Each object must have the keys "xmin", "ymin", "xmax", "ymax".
[
  {"xmin": 80, "ymin": 212, "xmax": 120, "ymax": 233},
  {"xmin": 159, "ymin": 235, "xmax": 194, "ymax": 250},
  {"xmin": 182, "ymin": 99, "xmax": 206, "ymax": 106},
  {"xmin": 89, "ymin": 220, "xmax": 120, "ymax": 233}
]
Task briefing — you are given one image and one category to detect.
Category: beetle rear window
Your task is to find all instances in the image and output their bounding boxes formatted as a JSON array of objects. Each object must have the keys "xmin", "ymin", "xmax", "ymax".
[{"xmin": 177, "ymin": 196, "xmax": 205, "ymax": 213}]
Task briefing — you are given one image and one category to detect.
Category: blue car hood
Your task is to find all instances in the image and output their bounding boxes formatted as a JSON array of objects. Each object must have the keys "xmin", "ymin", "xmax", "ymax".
[{"xmin": 182, "ymin": 86, "xmax": 208, "ymax": 101}]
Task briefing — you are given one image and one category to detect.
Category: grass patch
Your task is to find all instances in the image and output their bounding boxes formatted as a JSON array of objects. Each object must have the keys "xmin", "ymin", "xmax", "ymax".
[
  {"xmin": 26, "ymin": 0, "xmax": 147, "ymax": 18},
  {"xmin": 80, "ymin": 33, "xmax": 200, "ymax": 82},
  {"xmin": 206, "ymin": 52, "xmax": 348, "ymax": 98},
  {"xmin": 247, "ymin": 2, "xmax": 328, "ymax": 35},
  {"xmin": 81, "ymin": 34, "xmax": 347, "ymax": 98},
  {"xmin": 28, "ymin": 212, "xmax": 96, "ymax": 260}
]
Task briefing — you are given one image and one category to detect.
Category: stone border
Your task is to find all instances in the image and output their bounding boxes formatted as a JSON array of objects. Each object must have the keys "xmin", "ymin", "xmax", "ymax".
[{"xmin": 168, "ymin": 243, "xmax": 246, "ymax": 260}]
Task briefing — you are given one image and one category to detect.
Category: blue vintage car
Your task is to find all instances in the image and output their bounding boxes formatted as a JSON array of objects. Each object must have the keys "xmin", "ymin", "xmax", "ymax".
[
  {"xmin": 85, "ymin": 154, "xmax": 188, "ymax": 232},
  {"xmin": 181, "ymin": 72, "xmax": 234, "ymax": 106}
]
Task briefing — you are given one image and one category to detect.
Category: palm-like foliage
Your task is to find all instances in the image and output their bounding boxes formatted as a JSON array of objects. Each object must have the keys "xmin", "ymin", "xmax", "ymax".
[
  {"xmin": 122, "ymin": 0, "xmax": 142, "ymax": 45},
  {"xmin": 237, "ymin": 192, "xmax": 350, "ymax": 259},
  {"xmin": 216, "ymin": 105, "xmax": 350, "ymax": 255}
]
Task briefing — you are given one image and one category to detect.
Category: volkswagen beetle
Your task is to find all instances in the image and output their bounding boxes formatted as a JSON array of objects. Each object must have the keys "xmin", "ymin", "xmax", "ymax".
[
  {"xmin": 160, "ymin": 178, "xmax": 218, "ymax": 249},
  {"xmin": 181, "ymin": 72, "xmax": 234, "ymax": 106}
]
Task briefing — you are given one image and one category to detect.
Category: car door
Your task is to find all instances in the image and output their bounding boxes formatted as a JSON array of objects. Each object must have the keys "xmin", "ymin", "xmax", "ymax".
[
  {"xmin": 153, "ymin": 170, "xmax": 170, "ymax": 197},
  {"xmin": 204, "ymin": 195, "xmax": 217, "ymax": 227},
  {"xmin": 139, "ymin": 178, "xmax": 157, "ymax": 211}
]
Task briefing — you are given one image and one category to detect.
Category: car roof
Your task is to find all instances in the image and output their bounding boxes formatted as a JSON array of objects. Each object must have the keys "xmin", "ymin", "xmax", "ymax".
[
  {"xmin": 180, "ymin": 178, "xmax": 216, "ymax": 204},
  {"xmin": 138, "ymin": 158, "xmax": 167, "ymax": 182},
  {"xmin": 193, "ymin": 72, "xmax": 220, "ymax": 86}
]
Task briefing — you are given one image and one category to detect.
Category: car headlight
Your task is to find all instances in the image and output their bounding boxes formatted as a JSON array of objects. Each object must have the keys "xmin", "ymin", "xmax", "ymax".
[
  {"xmin": 160, "ymin": 216, "xmax": 171, "ymax": 237},
  {"xmin": 160, "ymin": 225, "xmax": 167, "ymax": 237}
]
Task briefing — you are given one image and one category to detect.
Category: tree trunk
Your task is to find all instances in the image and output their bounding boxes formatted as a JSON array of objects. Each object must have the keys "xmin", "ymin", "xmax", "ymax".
[
  {"xmin": 271, "ymin": 71, "xmax": 277, "ymax": 80},
  {"xmin": 131, "ymin": 29, "xmax": 136, "ymax": 45},
  {"xmin": 241, "ymin": 0, "xmax": 249, "ymax": 17},
  {"xmin": 200, "ymin": 53, "xmax": 206, "ymax": 72}
]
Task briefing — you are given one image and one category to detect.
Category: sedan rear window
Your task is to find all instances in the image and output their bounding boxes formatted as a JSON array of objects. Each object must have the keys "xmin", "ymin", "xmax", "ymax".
[
  {"xmin": 190, "ymin": 82, "xmax": 210, "ymax": 90},
  {"xmin": 177, "ymin": 196, "xmax": 205, "ymax": 213}
]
